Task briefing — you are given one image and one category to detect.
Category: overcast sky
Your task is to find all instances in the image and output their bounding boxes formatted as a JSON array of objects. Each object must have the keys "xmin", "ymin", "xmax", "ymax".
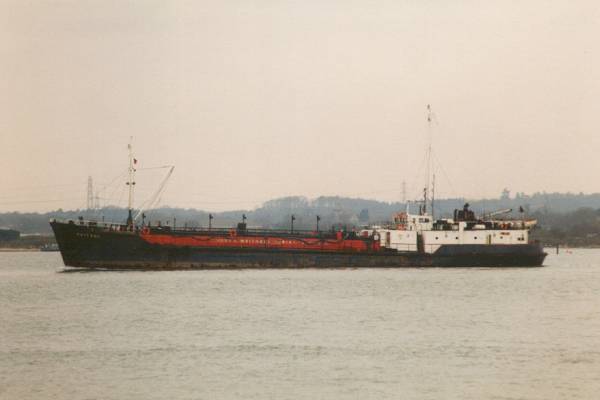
[{"xmin": 1, "ymin": 1, "xmax": 599, "ymax": 212}]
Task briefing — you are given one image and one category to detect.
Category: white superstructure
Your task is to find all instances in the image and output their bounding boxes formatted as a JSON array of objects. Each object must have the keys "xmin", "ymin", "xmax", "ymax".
[
  {"xmin": 361, "ymin": 204, "xmax": 536, "ymax": 254},
  {"xmin": 363, "ymin": 105, "xmax": 538, "ymax": 255}
]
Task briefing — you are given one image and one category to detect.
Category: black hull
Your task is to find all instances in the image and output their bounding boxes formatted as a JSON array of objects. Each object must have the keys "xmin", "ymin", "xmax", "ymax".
[{"xmin": 50, "ymin": 222, "xmax": 547, "ymax": 269}]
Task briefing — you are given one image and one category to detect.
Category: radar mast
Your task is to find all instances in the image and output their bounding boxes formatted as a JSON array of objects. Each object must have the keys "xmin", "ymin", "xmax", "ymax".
[
  {"xmin": 126, "ymin": 137, "xmax": 136, "ymax": 227},
  {"xmin": 423, "ymin": 104, "xmax": 434, "ymax": 215}
]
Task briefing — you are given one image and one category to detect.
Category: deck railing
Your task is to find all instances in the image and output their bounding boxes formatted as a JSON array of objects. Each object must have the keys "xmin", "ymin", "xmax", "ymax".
[{"xmin": 51, "ymin": 218, "xmax": 356, "ymax": 239}]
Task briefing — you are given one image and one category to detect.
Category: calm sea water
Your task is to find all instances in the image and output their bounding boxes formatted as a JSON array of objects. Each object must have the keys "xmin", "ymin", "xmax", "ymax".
[{"xmin": 1, "ymin": 250, "xmax": 599, "ymax": 400}]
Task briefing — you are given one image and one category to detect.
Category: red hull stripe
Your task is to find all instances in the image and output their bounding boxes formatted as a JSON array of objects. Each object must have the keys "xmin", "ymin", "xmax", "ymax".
[{"xmin": 140, "ymin": 233, "xmax": 380, "ymax": 253}]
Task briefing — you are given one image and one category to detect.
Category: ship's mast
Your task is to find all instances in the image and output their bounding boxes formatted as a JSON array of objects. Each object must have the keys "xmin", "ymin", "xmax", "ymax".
[
  {"xmin": 431, "ymin": 173, "xmax": 435, "ymax": 220},
  {"xmin": 423, "ymin": 104, "xmax": 433, "ymax": 215},
  {"xmin": 126, "ymin": 138, "xmax": 136, "ymax": 227}
]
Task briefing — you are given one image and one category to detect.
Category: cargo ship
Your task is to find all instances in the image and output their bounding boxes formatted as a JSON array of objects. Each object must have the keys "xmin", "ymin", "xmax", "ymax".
[
  {"xmin": 50, "ymin": 205, "xmax": 546, "ymax": 269},
  {"xmin": 50, "ymin": 106, "xmax": 547, "ymax": 269},
  {"xmin": 50, "ymin": 149, "xmax": 546, "ymax": 269}
]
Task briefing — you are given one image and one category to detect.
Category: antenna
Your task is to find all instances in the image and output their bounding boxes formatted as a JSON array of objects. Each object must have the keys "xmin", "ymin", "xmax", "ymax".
[
  {"xmin": 431, "ymin": 174, "xmax": 436, "ymax": 220},
  {"xmin": 401, "ymin": 180, "xmax": 406, "ymax": 203},
  {"xmin": 423, "ymin": 104, "xmax": 434, "ymax": 215},
  {"xmin": 126, "ymin": 137, "xmax": 136, "ymax": 226}
]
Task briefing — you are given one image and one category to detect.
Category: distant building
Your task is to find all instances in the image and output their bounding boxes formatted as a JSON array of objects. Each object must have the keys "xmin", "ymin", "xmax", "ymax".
[{"xmin": 0, "ymin": 229, "xmax": 20, "ymax": 242}]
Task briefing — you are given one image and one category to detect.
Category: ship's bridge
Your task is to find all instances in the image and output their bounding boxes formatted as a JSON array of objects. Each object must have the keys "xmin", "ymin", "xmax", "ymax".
[
  {"xmin": 393, "ymin": 212, "xmax": 433, "ymax": 231},
  {"xmin": 363, "ymin": 203, "xmax": 536, "ymax": 254}
]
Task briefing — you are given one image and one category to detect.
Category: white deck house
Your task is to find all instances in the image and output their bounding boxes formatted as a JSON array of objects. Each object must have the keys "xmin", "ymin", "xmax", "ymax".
[{"xmin": 362, "ymin": 204, "xmax": 535, "ymax": 254}]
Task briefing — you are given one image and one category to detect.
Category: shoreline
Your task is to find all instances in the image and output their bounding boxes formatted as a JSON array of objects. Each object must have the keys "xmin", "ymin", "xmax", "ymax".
[{"xmin": 0, "ymin": 248, "xmax": 42, "ymax": 252}]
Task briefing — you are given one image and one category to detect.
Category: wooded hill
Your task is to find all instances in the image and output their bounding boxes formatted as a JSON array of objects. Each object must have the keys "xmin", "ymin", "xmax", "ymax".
[{"xmin": 2, "ymin": 191, "xmax": 600, "ymax": 246}]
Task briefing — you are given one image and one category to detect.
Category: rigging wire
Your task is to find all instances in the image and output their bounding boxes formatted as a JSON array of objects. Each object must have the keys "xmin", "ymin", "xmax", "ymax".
[
  {"xmin": 136, "ymin": 165, "xmax": 175, "ymax": 171},
  {"xmin": 95, "ymin": 170, "xmax": 129, "ymax": 197},
  {"xmin": 407, "ymin": 150, "xmax": 429, "ymax": 202},
  {"xmin": 89, "ymin": 170, "xmax": 130, "ymax": 218},
  {"xmin": 106, "ymin": 184, "xmax": 127, "ymax": 222},
  {"xmin": 134, "ymin": 166, "xmax": 175, "ymax": 221},
  {"xmin": 432, "ymin": 152, "xmax": 458, "ymax": 200}
]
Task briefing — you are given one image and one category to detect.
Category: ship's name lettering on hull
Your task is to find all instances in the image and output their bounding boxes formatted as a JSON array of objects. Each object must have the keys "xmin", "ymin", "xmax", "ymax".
[{"xmin": 76, "ymin": 233, "xmax": 100, "ymax": 239}]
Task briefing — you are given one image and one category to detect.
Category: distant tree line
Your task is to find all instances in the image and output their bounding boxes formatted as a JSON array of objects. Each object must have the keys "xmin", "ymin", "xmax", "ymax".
[{"xmin": 2, "ymin": 191, "xmax": 600, "ymax": 246}]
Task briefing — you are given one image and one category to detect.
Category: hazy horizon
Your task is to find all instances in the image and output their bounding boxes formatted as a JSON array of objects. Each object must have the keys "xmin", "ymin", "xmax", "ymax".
[
  {"xmin": 2, "ymin": 1, "xmax": 599, "ymax": 213},
  {"xmin": 3, "ymin": 189, "xmax": 600, "ymax": 216}
]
